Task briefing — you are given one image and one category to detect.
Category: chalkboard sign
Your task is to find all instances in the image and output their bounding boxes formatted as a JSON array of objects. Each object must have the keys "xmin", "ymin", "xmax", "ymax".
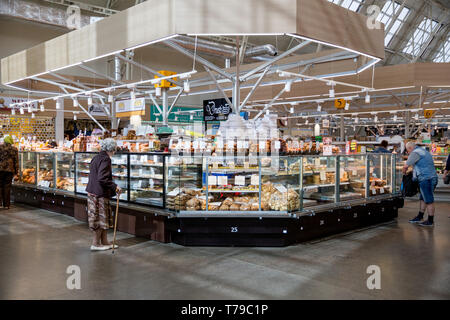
[{"xmin": 203, "ymin": 98, "xmax": 232, "ymax": 121}]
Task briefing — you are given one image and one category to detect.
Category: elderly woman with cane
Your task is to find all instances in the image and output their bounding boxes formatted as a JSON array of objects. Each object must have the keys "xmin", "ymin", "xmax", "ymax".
[{"xmin": 86, "ymin": 138, "xmax": 122, "ymax": 251}]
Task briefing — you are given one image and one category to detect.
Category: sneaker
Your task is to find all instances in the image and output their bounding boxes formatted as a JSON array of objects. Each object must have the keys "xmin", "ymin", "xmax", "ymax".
[
  {"xmin": 418, "ymin": 220, "xmax": 434, "ymax": 227},
  {"xmin": 409, "ymin": 215, "xmax": 423, "ymax": 224},
  {"xmin": 90, "ymin": 245, "xmax": 111, "ymax": 251}
]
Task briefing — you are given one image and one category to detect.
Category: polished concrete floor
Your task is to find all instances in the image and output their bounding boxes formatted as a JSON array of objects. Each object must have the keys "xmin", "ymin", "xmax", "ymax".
[{"xmin": 0, "ymin": 200, "xmax": 449, "ymax": 300}]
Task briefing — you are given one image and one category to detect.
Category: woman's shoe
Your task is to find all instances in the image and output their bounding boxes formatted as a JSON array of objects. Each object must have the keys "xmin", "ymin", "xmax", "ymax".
[{"xmin": 90, "ymin": 245, "xmax": 111, "ymax": 251}]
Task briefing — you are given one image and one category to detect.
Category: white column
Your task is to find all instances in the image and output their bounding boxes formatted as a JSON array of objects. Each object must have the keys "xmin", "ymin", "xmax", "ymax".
[{"xmin": 55, "ymin": 98, "xmax": 64, "ymax": 142}]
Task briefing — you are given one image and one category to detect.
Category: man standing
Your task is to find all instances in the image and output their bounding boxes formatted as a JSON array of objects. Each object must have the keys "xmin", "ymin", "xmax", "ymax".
[
  {"xmin": 403, "ymin": 142, "xmax": 438, "ymax": 226},
  {"xmin": 373, "ymin": 140, "xmax": 391, "ymax": 153}
]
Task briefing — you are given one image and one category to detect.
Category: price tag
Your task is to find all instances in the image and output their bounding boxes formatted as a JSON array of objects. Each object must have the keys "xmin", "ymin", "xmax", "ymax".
[
  {"xmin": 320, "ymin": 171, "xmax": 326, "ymax": 181},
  {"xmin": 208, "ymin": 175, "xmax": 217, "ymax": 186},
  {"xmin": 371, "ymin": 188, "xmax": 377, "ymax": 195},
  {"xmin": 200, "ymin": 141, "xmax": 206, "ymax": 149},
  {"xmin": 112, "ymin": 131, "xmax": 117, "ymax": 137},
  {"xmin": 212, "ymin": 162, "xmax": 219, "ymax": 169},
  {"xmin": 352, "ymin": 169, "xmax": 357, "ymax": 176},
  {"xmin": 274, "ymin": 140, "xmax": 281, "ymax": 150},
  {"xmin": 237, "ymin": 140, "xmax": 244, "ymax": 149},
  {"xmin": 251, "ymin": 174, "xmax": 260, "ymax": 186},
  {"xmin": 244, "ymin": 161, "xmax": 250, "ymax": 169},
  {"xmin": 193, "ymin": 141, "xmax": 199, "ymax": 149},
  {"xmin": 249, "ymin": 157, "xmax": 257, "ymax": 166},
  {"xmin": 218, "ymin": 175, "xmax": 228, "ymax": 185},
  {"xmin": 293, "ymin": 141, "xmax": 299, "ymax": 149},
  {"xmin": 259, "ymin": 140, "xmax": 266, "ymax": 150},
  {"xmin": 80, "ymin": 177, "xmax": 89, "ymax": 184},
  {"xmin": 229, "ymin": 162, "xmax": 235, "ymax": 169},
  {"xmin": 217, "ymin": 139, "xmax": 224, "ymax": 148},
  {"xmin": 380, "ymin": 188, "xmax": 384, "ymax": 194},
  {"xmin": 315, "ymin": 158, "xmax": 321, "ymax": 167},
  {"xmin": 275, "ymin": 184, "xmax": 288, "ymax": 193},
  {"xmin": 244, "ymin": 141, "xmax": 249, "ymax": 148},
  {"xmin": 149, "ymin": 179, "xmax": 154, "ymax": 188},
  {"xmin": 323, "ymin": 145, "xmax": 333, "ymax": 156},
  {"xmin": 235, "ymin": 175, "xmax": 245, "ymax": 186},
  {"xmin": 167, "ymin": 188, "xmax": 181, "ymax": 196},
  {"xmin": 227, "ymin": 140, "xmax": 234, "ymax": 149}
]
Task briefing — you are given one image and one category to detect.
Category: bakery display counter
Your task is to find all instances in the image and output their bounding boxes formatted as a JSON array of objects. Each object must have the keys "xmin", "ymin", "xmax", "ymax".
[{"xmin": 13, "ymin": 151, "xmax": 404, "ymax": 246}]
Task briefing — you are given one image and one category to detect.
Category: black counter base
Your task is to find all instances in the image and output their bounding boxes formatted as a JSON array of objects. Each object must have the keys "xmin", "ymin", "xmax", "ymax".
[
  {"xmin": 167, "ymin": 197, "xmax": 404, "ymax": 247},
  {"xmin": 11, "ymin": 185, "xmax": 404, "ymax": 247}
]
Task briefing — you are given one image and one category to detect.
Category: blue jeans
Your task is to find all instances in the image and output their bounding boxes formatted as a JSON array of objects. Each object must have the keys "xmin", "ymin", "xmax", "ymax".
[{"xmin": 418, "ymin": 177, "xmax": 438, "ymax": 204}]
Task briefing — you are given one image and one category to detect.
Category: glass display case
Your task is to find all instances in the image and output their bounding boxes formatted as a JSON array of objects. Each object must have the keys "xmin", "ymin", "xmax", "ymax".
[
  {"xmin": 129, "ymin": 153, "xmax": 165, "ymax": 207},
  {"xmin": 19, "ymin": 152, "xmax": 37, "ymax": 186},
  {"xmin": 37, "ymin": 153, "xmax": 54, "ymax": 188},
  {"xmin": 16, "ymin": 152, "xmax": 401, "ymax": 214},
  {"xmin": 75, "ymin": 152, "xmax": 128, "ymax": 201},
  {"xmin": 56, "ymin": 152, "xmax": 75, "ymax": 192}
]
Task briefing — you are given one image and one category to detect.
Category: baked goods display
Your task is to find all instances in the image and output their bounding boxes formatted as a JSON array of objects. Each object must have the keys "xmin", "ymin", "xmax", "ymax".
[{"xmin": 21, "ymin": 168, "xmax": 36, "ymax": 184}]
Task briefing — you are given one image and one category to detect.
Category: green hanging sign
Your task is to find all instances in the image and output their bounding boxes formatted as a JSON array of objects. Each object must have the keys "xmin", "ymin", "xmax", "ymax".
[{"xmin": 150, "ymin": 105, "xmax": 203, "ymax": 123}]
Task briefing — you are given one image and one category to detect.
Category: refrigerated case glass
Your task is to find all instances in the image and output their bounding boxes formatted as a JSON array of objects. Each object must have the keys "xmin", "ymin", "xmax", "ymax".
[
  {"xmin": 55, "ymin": 152, "xmax": 75, "ymax": 192},
  {"xmin": 75, "ymin": 152, "xmax": 96, "ymax": 195},
  {"xmin": 302, "ymin": 156, "xmax": 337, "ymax": 205},
  {"xmin": 368, "ymin": 153, "xmax": 393, "ymax": 197},
  {"xmin": 339, "ymin": 155, "xmax": 366, "ymax": 201},
  {"xmin": 129, "ymin": 153, "xmax": 165, "ymax": 207},
  {"xmin": 37, "ymin": 152, "xmax": 54, "ymax": 188},
  {"xmin": 110, "ymin": 153, "xmax": 128, "ymax": 201},
  {"xmin": 20, "ymin": 152, "xmax": 37, "ymax": 186}
]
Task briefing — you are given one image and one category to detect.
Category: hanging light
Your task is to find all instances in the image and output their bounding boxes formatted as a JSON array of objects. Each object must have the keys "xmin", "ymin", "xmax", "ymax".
[
  {"xmin": 108, "ymin": 94, "xmax": 113, "ymax": 103},
  {"xmin": 73, "ymin": 113, "xmax": 77, "ymax": 121},
  {"xmin": 284, "ymin": 80, "xmax": 292, "ymax": 93},
  {"xmin": 393, "ymin": 114, "xmax": 398, "ymax": 122},
  {"xmin": 27, "ymin": 104, "xmax": 32, "ymax": 113},
  {"xmin": 374, "ymin": 115, "xmax": 378, "ymax": 122},
  {"xmin": 184, "ymin": 80, "xmax": 190, "ymax": 93},
  {"xmin": 344, "ymin": 102, "xmax": 350, "ymax": 110},
  {"xmin": 11, "ymin": 108, "xmax": 16, "ymax": 115},
  {"xmin": 31, "ymin": 113, "xmax": 35, "ymax": 119},
  {"xmin": 20, "ymin": 106, "xmax": 25, "ymax": 115},
  {"xmin": 305, "ymin": 119, "xmax": 309, "ymax": 125},
  {"xmin": 55, "ymin": 100, "xmax": 61, "ymax": 110},
  {"xmin": 87, "ymin": 96, "xmax": 93, "ymax": 105},
  {"xmin": 317, "ymin": 104, "xmax": 322, "ymax": 112},
  {"xmin": 40, "ymin": 104, "xmax": 45, "ymax": 112},
  {"xmin": 266, "ymin": 109, "xmax": 270, "ymax": 116},
  {"xmin": 290, "ymin": 106, "xmax": 294, "ymax": 114},
  {"xmin": 73, "ymin": 99, "xmax": 78, "ymax": 107},
  {"xmin": 155, "ymin": 86, "xmax": 162, "ymax": 97},
  {"xmin": 355, "ymin": 117, "xmax": 359, "ymax": 124},
  {"xmin": 415, "ymin": 113, "xmax": 419, "ymax": 120},
  {"xmin": 190, "ymin": 114, "xmax": 194, "ymax": 121},
  {"xmin": 130, "ymin": 90, "xmax": 136, "ymax": 100},
  {"xmin": 365, "ymin": 93, "xmax": 371, "ymax": 104}
]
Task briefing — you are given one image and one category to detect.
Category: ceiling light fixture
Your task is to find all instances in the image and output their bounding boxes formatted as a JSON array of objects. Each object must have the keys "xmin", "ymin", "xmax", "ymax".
[
  {"xmin": 365, "ymin": 93, "xmax": 370, "ymax": 104},
  {"xmin": 184, "ymin": 80, "xmax": 191, "ymax": 93}
]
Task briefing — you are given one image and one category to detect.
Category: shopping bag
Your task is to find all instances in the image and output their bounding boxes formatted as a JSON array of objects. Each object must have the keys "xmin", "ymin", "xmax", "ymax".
[{"xmin": 401, "ymin": 172, "xmax": 419, "ymax": 197}]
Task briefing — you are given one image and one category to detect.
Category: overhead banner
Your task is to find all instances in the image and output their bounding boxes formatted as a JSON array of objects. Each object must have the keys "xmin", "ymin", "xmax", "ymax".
[
  {"xmin": 203, "ymin": 98, "xmax": 232, "ymax": 121},
  {"xmin": 88, "ymin": 103, "xmax": 110, "ymax": 117},
  {"xmin": 0, "ymin": 96, "xmax": 38, "ymax": 110},
  {"xmin": 116, "ymin": 98, "xmax": 145, "ymax": 115}
]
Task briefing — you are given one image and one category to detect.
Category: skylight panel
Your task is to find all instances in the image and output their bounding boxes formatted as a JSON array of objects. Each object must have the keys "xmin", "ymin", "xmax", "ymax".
[
  {"xmin": 327, "ymin": 0, "xmax": 364, "ymax": 12},
  {"xmin": 377, "ymin": 1, "xmax": 410, "ymax": 47},
  {"xmin": 433, "ymin": 36, "xmax": 450, "ymax": 63},
  {"xmin": 403, "ymin": 18, "xmax": 440, "ymax": 56}
]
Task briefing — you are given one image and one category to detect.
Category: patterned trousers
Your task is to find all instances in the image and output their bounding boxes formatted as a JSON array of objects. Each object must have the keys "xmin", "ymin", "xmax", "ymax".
[{"xmin": 87, "ymin": 193, "xmax": 113, "ymax": 231}]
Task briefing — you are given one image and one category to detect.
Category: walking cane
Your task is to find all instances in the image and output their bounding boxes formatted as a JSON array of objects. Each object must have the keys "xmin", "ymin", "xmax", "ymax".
[{"xmin": 112, "ymin": 192, "xmax": 120, "ymax": 254}]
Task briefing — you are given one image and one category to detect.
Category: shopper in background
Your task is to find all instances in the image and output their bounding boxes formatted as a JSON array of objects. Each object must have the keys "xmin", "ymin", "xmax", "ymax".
[
  {"xmin": 86, "ymin": 138, "xmax": 122, "ymax": 251},
  {"xmin": 373, "ymin": 140, "xmax": 391, "ymax": 153},
  {"xmin": 0, "ymin": 136, "xmax": 19, "ymax": 209},
  {"xmin": 404, "ymin": 141, "xmax": 438, "ymax": 226}
]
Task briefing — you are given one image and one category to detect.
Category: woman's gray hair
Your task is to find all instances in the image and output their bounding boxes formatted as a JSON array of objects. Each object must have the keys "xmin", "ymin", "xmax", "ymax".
[
  {"xmin": 406, "ymin": 141, "xmax": 416, "ymax": 150},
  {"xmin": 100, "ymin": 138, "xmax": 117, "ymax": 152}
]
